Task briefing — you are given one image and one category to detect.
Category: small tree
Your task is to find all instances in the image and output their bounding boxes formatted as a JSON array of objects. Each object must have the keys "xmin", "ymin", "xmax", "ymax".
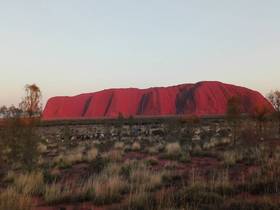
[
  {"xmin": 226, "ymin": 96, "xmax": 242, "ymax": 145},
  {"xmin": 268, "ymin": 90, "xmax": 280, "ymax": 135},
  {"xmin": 19, "ymin": 84, "xmax": 42, "ymax": 118}
]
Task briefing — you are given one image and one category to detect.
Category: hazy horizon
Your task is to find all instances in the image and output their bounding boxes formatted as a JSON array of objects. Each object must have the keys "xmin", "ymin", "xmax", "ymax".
[{"xmin": 1, "ymin": 0, "xmax": 280, "ymax": 107}]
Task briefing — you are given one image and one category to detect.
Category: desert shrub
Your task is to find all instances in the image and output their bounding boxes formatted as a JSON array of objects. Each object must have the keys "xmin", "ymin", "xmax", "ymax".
[
  {"xmin": 54, "ymin": 149, "xmax": 83, "ymax": 167},
  {"xmin": 146, "ymin": 146, "xmax": 159, "ymax": 155},
  {"xmin": 154, "ymin": 188, "xmax": 178, "ymax": 210},
  {"xmin": 45, "ymin": 179, "xmax": 95, "ymax": 204},
  {"xmin": 77, "ymin": 162, "xmax": 129, "ymax": 204},
  {"xmin": 102, "ymin": 149, "xmax": 123, "ymax": 162},
  {"xmin": 184, "ymin": 187, "xmax": 224, "ymax": 205},
  {"xmin": 120, "ymin": 162, "xmax": 134, "ymax": 179},
  {"xmin": 85, "ymin": 147, "xmax": 98, "ymax": 162},
  {"xmin": 92, "ymin": 174, "xmax": 128, "ymax": 205},
  {"xmin": 44, "ymin": 183, "xmax": 73, "ymax": 204},
  {"xmin": 129, "ymin": 163, "xmax": 165, "ymax": 192},
  {"xmin": 222, "ymin": 150, "xmax": 243, "ymax": 167},
  {"xmin": 54, "ymin": 159, "xmax": 71, "ymax": 169},
  {"xmin": 145, "ymin": 157, "xmax": 159, "ymax": 166},
  {"xmin": 166, "ymin": 142, "xmax": 181, "ymax": 155},
  {"xmin": 164, "ymin": 142, "xmax": 182, "ymax": 159},
  {"xmin": 242, "ymin": 145, "xmax": 270, "ymax": 165},
  {"xmin": 186, "ymin": 168, "xmax": 234, "ymax": 199},
  {"xmin": 207, "ymin": 169, "xmax": 234, "ymax": 196},
  {"xmin": 114, "ymin": 142, "xmax": 125, "ymax": 150},
  {"xmin": 42, "ymin": 168, "xmax": 60, "ymax": 184},
  {"xmin": 164, "ymin": 161, "xmax": 180, "ymax": 170},
  {"xmin": 179, "ymin": 152, "xmax": 191, "ymax": 163},
  {"xmin": 132, "ymin": 142, "xmax": 141, "ymax": 151},
  {"xmin": 45, "ymin": 164, "xmax": 128, "ymax": 205},
  {"xmin": 87, "ymin": 155, "xmax": 109, "ymax": 175},
  {"xmin": 103, "ymin": 163, "xmax": 123, "ymax": 177},
  {"xmin": 161, "ymin": 172, "xmax": 183, "ymax": 187},
  {"xmin": 190, "ymin": 144, "xmax": 202, "ymax": 155},
  {"xmin": 14, "ymin": 171, "xmax": 44, "ymax": 195},
  {"xmin": 241, "ymin": 161, "xmax": 280, "ymax": 194},
  {"xmin": 176, "ymin": 184, "xmax": 226, "ymax": 209},
  {"xmin": 63, "ymin": 153, "xmax": 83, "ymax": 165},
  {"xmin": 37, "ymin": 142, "xmax": 48, "ymax": 154},
  {"xmin": 126, "ymin": 190, "xmax": 156, "ymax": 210},
  {"xmin": 0, "ymin": 187, "xmax": 32, "ymax": 210},
  {"xmin": 3, "ymin": 170, "xmax": 16, "ymax": 183}
]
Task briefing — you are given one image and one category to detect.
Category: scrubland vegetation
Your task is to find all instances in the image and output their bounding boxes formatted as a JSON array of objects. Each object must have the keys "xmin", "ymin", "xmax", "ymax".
[
  {"xmin": 1, "ymin": 118, "xmax": 280, "ymax": 210},
  {"xmin": 1, "ymin": 89, "xmax": 280, "ymax": 209}
]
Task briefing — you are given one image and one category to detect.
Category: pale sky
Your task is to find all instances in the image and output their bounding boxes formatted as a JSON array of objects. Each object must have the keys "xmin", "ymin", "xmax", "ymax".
[{"xmin": 0, "ymin": 0, "xmax": 280, "ymax": 107}]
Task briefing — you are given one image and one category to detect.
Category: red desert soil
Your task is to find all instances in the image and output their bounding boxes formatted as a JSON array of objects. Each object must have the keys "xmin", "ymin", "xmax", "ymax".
[{"xmin": 42, "ymin": 81, "xmax": 273, "ymax": 120}]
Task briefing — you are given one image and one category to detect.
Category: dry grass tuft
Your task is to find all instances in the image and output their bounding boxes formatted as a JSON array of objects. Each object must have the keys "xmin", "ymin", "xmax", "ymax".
[
  {"xmin": 54, "ymin": 149, "xmax": 84, "ymax": 166},
  {"xmin": 63, "ymin": 153, "xmax": 83, "ymax": 165},
  {"xmin": 165, "ymin": 142, "xmax": 182, "ymax": 157},
  {"xmin": 14, "ymin": 171, "xmax": 44, "ymax": 195},
  {"xmin": 222, "ymin": 150, "xmax": 243, "ymax": 166},
  {"xmin": 132, "ymin": 142, "xmax": 141, "ymax": 151},
  {"xmin": 3, "ymin": 170, "xmax": 16, "ymax": 183},
  {"xmin": 127, "ymin": 188, "xmax": 154, "ymax": 210},
  {"xmin": 44, "ymin": 183, "xmax": 73, "ymax": 204},
  {"xmin": 130, "ymin": 164, "xmax": 165, "ymax": 191},
  {"xmin": 85, "ymin": 147, "xmax": 98, "ymax": 162},
  {"xmin": 114, "ymin": 142, "xmax": 125, "ymax": 150},
  {"xmin": 37, "ymin": 142, "xmax": 48, "ymax": 153},
  {"xmin": 93, "ymin": 174, "xmax": 128, "ymax": 204},
  {"xmin": 102, "ymin": 149, "xmax": 123, "ymax": 162}
]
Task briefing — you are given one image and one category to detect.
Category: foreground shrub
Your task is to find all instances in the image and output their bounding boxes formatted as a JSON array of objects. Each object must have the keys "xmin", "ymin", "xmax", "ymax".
[{"xmin": 0, "ymin": 187, "xmax": 32, "ymax": 210}]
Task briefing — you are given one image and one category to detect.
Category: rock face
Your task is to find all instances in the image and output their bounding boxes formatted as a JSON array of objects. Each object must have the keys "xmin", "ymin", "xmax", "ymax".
[{"xmin": 42, "ymin": 81, "xmax": 273, "ymax": 120}]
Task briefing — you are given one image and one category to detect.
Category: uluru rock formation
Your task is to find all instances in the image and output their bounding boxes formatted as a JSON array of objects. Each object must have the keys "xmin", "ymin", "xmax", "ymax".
[{"xmin": 42, "ymin": 81, "xmax": 274, "ymax": 120}]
